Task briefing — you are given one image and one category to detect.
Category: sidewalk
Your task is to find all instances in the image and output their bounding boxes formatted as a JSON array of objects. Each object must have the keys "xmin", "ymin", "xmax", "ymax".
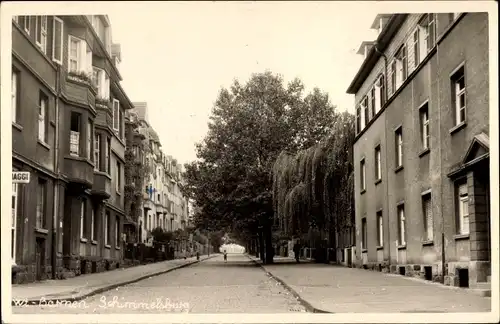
[
  {"xmin": 248, "ymin": 256, "xmax": 492, "ymax": 313},
  {"xmin": 12, "ymin": 255, "xmax": 216, "ymax": 305}
]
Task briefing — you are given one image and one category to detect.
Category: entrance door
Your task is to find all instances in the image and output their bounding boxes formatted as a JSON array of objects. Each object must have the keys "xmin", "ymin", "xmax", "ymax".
[{"xmin": 35, "ymin": 237, "xmax": 45, "ymax": 281}]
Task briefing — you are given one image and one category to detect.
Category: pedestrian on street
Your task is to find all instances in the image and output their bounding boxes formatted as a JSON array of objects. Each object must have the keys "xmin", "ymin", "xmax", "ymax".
[
  {"xmin": 293, "ymin": 241, "xmax": 301, "ymax": 263},
  {"xmin": 223, "ymin": 250, "xmax": 227, "ymax": 262}
]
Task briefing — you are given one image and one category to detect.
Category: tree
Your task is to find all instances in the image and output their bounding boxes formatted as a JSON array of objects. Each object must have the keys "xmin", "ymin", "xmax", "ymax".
[
  {"xmin": 180, "ymin": 71, "xmax": 337, "ymax": 264},
  {"xmin": 272, "ymin": 111, "xmax": 356, "ymax": 262}
]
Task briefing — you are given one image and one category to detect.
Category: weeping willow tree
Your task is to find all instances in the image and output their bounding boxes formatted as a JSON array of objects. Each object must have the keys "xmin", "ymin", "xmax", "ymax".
[{"xmin": 272, "ymin": 111, "xmax": 355, "ymax": 246}]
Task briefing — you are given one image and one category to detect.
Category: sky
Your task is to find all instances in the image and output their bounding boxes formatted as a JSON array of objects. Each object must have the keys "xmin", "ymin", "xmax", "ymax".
[{"xmin": 107, "ymin": 2, "xmax": 380, "ymax": 165}]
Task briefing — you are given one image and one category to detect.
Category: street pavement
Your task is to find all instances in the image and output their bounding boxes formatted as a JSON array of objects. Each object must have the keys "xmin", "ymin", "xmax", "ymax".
[
  {"xmin": 12, "ymin": 254, "xmax": 306, "ymax": 314},
  {"xmin": 252, "ymin": 256, "xmax": 492, "ymax": 313}
]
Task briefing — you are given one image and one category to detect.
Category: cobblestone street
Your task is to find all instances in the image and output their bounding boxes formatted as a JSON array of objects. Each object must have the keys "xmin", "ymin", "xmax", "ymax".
[{"xmin": 13, "ymin": 255, "xmax": 306, "ymax": 314}]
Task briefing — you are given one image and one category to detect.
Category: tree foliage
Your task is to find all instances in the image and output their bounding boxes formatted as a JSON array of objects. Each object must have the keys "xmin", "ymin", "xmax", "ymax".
[
  {"xmin": 180, "ymin": 71, "xmax": 337, "ymax": 245},
  {"xmin": 272, "ymin": 111, "xmax": 356, "ymax": 238}
]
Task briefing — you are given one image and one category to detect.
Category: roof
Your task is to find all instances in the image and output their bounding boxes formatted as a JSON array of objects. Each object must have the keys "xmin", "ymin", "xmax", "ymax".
[
  {"xmin": 356, "ymin": 41, "xmax": 375, "ymax": 55},
  {"xmin": 346, "ymin": 14, "xmax": 408, "ymax": 94},
  {"xmin": 148, "ymin": 127, "xmax": 160, "ymax": 143}
]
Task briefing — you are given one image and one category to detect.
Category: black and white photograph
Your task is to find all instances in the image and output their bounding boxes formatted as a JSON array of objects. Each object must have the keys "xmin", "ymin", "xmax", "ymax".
[{"xmin": 1, "ymin": 1, "xmax": 498, "ymax": 322}]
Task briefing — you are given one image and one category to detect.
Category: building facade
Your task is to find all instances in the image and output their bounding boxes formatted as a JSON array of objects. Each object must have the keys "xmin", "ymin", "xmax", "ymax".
[
  {"xmin": 128, "ymin": 103, "xmax": 190, "ymax": 247},
  {"xmin": 347, "ymin": 13, "xmax": 490, "ymax": 289},
  {"xmin": 11, "ymin": 15, "xmax": 133, "ymax": 283}
]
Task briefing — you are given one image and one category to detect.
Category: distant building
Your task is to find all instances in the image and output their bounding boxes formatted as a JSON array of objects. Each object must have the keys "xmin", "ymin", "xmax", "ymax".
[
  {"xmin": 347, "ymin": 13, "xmax": 490, "ymax": 289},
  {"xmin": 11, "ymin": 15, "xmax": 133, "ymax": 283}
]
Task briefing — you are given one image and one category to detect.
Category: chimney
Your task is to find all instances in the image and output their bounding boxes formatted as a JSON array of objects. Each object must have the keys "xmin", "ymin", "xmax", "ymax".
[
  {"xmin": 370, "ymin": 14, "xmax": 392, "ymax": 36},
  {"xmin": 356, "ymin": 41, "xmax": 375, "ymax": 60}
]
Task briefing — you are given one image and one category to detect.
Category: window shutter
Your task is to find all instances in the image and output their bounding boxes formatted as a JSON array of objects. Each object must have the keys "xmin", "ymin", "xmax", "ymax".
[{"xmin": 52, "ymin": 18, "xmax": 63, "ymax": 63}]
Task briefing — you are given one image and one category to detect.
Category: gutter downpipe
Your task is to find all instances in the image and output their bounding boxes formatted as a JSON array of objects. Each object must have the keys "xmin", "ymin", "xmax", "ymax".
[
  {"xmin": 52, "ymin": 65, "xmax": 62, "ymax": 279},
  {"xmin": 373, "ymin": 43, "xmax": 391, "ymax": 269}
]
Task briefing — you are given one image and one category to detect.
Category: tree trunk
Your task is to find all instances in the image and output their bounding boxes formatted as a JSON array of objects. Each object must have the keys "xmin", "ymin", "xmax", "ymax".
[
  {"xmin": 264, "ymin": 225, "xmax": 274, "ymax": 264},
  {"xmin": 259, "ymin": 231, "xmax": 265, "ymax": 262}
]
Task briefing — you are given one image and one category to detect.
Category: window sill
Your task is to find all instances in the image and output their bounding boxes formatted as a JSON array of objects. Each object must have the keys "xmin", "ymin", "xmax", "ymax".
[
  {"xmin": 360, "ymin": 189, "xmax": 366, "ymax": 195},
  {"xmin": 37, "ymin": 140, "xmax": 50, "ymax": 150},
  {"xmin": 418, "ymin": 148, "xmax": 430, "ymax": 158},
  {"xmin": 397, "ymin": 244, "xmax": 406, "ymax": 250},
  {"xmin": 422, "ymin": 240, "xmax": 434, "ymax": 246},
  {"xmin": 376, "ymin": 246, "xmax": 384, "ymax": 250},
  {"xmin": 91, "ymin": 240, "xmax": 98, "ymax": 245},
  {"xmin": 449, "ymin": 122, "xmax": 467, "ymax": 135},
  {"xmin": 104, "ymin": 244, "xmax": 111, "ymax": 249},
  {"xmin": 454, "ymin": 233, "xmax": 470, "ymax": 240},
  {"xmin": 35, "ymin": 228, "xmax": 49, "ymax": 234},
  {"xmin": 375, "ymin": 179, "xmax": 382, "ymax": 186},
  {"xmin": 361, "ymin": 249, "xmax": 368, "ymax": 253},
  {"xmin": 115, "ymin": 246, "xmax": 121, "ymax": 250},
  {"xmin": 12, "ymin": 122, "xmax": 23, "ymax": 131},
  {"xmin": 80, "ymin": 238, "xmax": 88, "ymax": 243},
  {"xmin": 394, "ymin": 165, "xmax": 404, "ymax": 174}
]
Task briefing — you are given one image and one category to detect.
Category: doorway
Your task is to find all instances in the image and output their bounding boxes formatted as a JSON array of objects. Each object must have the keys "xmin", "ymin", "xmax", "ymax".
[{"xmin": 35, "ymin": 237, "xmax": 46, "ymax": 281}]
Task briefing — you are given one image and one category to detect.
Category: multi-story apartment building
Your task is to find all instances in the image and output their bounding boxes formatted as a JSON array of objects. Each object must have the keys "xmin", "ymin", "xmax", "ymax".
[
  {"xmin": 11, "ymin": 15, "xmax": 132, "ymax": 283},
  {"xmin": 347, "ymin": 13, "xmax": 490, "ymax": 290}
]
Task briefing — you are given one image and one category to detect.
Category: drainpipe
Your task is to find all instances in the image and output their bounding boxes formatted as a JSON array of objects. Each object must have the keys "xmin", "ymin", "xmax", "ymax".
[
  {"xmin": 52, "ymin": 65, "xmax": 62, "ymax": 279},
  {"xmin": 373, "ymin": 42, "xmax": 391, "ymax": 269},
  {"xmin": 436, "ymin": 37, "xmax": 445, "ymax": 284}
]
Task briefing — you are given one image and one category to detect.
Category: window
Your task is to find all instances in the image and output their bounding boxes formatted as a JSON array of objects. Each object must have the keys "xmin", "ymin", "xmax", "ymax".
[
  {"xmin": 452, "ymin": 66, "xmax": 466, "ymax": 126},
  {"xmin": 375, "ymin": 145, "xmax": 381, "ymax": 181},
  {"xmin": 457, "ymin": 183, "xmax": 469, "ymax": 235},
  {"xmin": 87, "ymin": 120, "xmax": 92, "ymax": 159},
  {"xmin": 105, "ymin": 211, "xmax": 111, "ymax": 245},
  {"xmin": 12, "ymin": 70, "xmax": 19, "ymax": 124},
  {"xmin": 70, "ymin": 112, "xmax": 81, "ymax": 156},
  {"xmin": 23, "ymin": 16, "xmax": 30, "ymax": 34},
  {"xmin": 395, "ymin": 45, "xmax": 408, "ymax": 88},
  {"xmin": 68, "ymin": 36, "xmax": 88, "ymax": 73},
  {"xmin": 106, "ymin": 137, "xmax": 111, "ymax": 173},
  {"xmin": 38, "ymin": 92, "xmax": 48, "ymax": 143},
  {"xmin": 94, "ymin": 134, "xmax": 101, "ymax": 170},
  {"xmin": 112, "ymin": 99, "xmax": 120, "ymax": 131},
  {"xmin": 35, "ymin": 179, "xmax": 47, "ymax": 229},
  {"xmin": 422, "ymin": 193, "xmax": 433, "ymax": 241},
  {"xmin": 116, "ymin": 161, "xmax": 122, "ymax": 192},
  {"xmin": 13, "ymin": 16, "xmax": 19, "ymax": 23},
  {"xmin": 80, "ymin": 199, "xmax": 86, "ymax": 238},
  {"xmin": 93, "ymin": 68, "xmax": 110, "ymax": 100},
  {"xmin": 12, "ymin": 174, "xmax": 19, "ymax": 261},
  {"xmin": 91, "ymin": 206, "xmax": 96, "ymax": 241},
  {"xmin": 148, "ymin": 215, "xmax": 152, "ymax": 231},
  {"xmin": 423, "ymin": 14, "xmax": 436, "ymax": 51},
  {"xmin": 115, "ymin": 216, "xmax": 120, "ymax": 247},
  {"xmin": 52, "ymin": 17, "xmax": 64, "ymax": 64},
  {"xmin": 370, "ymin": 87, "xmax": 376, "ymax": 118},
  {"xmin": 377, "ymin": 211, "xmax": 383, "ymax": 247},
  {"xmin": 356, "ymin": 106, "xmax": 361, "ymax": 133},
  {"xmin": 420, "ymin": 103, "xmax": 430, "ymax": 149},
  {"xmin": 412, "ymin": 28, "xmax": 420, "ymax": 67},
  {"xmin": 376, "ymin": 74, "xmax": 385, "ymax": 111},
  {"xmin": 119, "ymin": 109, "xmax": 124, "ymax": 139},
  {"xmin": 397, "ymin": 204, "xmax": 406, "ymax": 245},
  {"xmin": 35, "ymin": 16, "xmax": 48, "ymax": 53},
  {"xmin": 361, "ymin": 218, "xmax": 367, "ymax": 250},
  {"xmin": 389, "ymin": 60, "xmax": 396, "ymax": 95},
  {"xmin": 360, "ymin": 159, "xmax": 366, "ymax": 192},
  {"xmin": 395, "ymin": 127, "xmax": 403, "ymax": 168},
  {"xmin": 362, "ymin": 97, "xmax": 369, "ymax": 126}
]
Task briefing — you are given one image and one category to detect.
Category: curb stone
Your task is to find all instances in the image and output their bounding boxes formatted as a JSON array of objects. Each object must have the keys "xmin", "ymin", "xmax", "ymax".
[
  {"xmin": 245, "ymin": 255, "xmax": 331, "ymax": 314},
  {"xmin": 12, "ymin": 255, "xmax": 217, "ymax": 306}
]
